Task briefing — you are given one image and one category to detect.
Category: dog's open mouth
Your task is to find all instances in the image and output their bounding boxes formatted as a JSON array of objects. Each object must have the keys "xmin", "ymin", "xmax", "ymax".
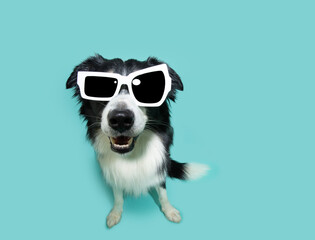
[{"xmin": 109, "ymin": 136, "xmax": 136, "ymax": 154}]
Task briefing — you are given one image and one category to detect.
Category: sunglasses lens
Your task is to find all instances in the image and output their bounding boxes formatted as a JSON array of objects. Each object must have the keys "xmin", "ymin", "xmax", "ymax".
[
  {"xmin": 84, "ymin": 76, "xmax": 118, "ymax": 98},
  {"xmin": 131, "ymin": 71, "xmax": 166, "ymax": 104}
]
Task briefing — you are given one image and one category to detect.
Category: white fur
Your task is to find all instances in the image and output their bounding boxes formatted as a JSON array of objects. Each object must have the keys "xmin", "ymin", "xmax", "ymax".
[
  {"xmin": 94, "ymin": 129, "xmax": 166, "ymax": 196},
  {"xmin": 156, "ymin": 186, "xmax": 181, "ymax": 223},
  {"xmin": 185, "ymin": 163, "xmax": 210, "ymax": 180},
  {"xmin": 106, "ymin": 187, "xmax": 124, "ymax": 228},
  {"xmin": 93, "ymin": 90, "xmax": 208, "ymax": 228}
]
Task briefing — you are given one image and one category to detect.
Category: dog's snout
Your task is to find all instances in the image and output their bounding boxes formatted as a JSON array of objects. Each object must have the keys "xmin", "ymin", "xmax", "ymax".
[{"xmin": 108, "ymin": 109, "xmax": 135, "ymax": 133}]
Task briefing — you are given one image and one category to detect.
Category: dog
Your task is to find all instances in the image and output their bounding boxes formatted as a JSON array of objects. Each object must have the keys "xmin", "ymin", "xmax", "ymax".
[{"xmin": 66, "ymin": 54, "xmax": 209, "ymax": 228}]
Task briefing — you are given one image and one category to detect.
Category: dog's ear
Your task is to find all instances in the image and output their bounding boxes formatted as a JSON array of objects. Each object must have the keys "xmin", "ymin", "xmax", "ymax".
[
  {"xmin": 66, "ymin": 65, "xmax": 80, "ymax": 89},
  {"xmin": 168, "ymin": 66, "xmax": 184, "ymax": 91},
  {"xmin": 167, "ymin": 66, "xmax": 184, "ymax": 102},
  {"xmin": 66, "ymin": 64, "xmax": 85, "ymax": 99},
  {"xmin": 66, "ymin": 54, "xmax": 106, "ymax": 90},
  {"xmin": 147, "ymin": 57, "xmax": 184, "ymax": 102},
  {"xmin": 66, "ymin": 61, "xmax": 92, "ymax": 90}
]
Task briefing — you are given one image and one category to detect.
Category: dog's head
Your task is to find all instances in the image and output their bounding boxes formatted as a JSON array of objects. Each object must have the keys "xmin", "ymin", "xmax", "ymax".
[{"xmin": 66, "ymin": 55, "xmax": 183, "ymax": 154}]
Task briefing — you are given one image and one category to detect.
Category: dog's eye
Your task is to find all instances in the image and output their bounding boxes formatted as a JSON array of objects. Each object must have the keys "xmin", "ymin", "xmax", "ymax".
[{"xmin": 132, "ymin": 79, "xmax": 141, "ymax": 86}]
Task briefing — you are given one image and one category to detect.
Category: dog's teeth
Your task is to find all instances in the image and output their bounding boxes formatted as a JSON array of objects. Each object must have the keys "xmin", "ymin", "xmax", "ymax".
[{"xmin": 110, "ymin": 137, "xmax": 133, "ymax": 150}]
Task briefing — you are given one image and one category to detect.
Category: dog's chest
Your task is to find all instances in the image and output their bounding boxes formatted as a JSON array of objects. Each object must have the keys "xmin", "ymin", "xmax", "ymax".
[{"xmin": 94, "ymin": 130, "xmax": 166, "ymax": 195}]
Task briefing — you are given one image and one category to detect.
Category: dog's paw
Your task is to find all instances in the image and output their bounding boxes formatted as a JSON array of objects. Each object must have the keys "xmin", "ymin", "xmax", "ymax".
[
  {"xmin": 106, "ymin": 210, "xmax": 122, "ymax": 228},
  {"xmin": 163, "ymin": 206, "xmax": 181, "ymax": 223}
]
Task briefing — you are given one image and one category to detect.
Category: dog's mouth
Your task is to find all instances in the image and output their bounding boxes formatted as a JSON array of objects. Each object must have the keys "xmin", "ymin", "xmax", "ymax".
[{"xmin": 109, "ymin": 136, "xmax": 137, "ymax": 154}]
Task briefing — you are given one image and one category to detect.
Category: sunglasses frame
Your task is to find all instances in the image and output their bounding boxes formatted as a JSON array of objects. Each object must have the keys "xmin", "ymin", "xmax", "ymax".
[{"xmin": 77, "ymin": 64, "xmax": 172, "ymax": 107}]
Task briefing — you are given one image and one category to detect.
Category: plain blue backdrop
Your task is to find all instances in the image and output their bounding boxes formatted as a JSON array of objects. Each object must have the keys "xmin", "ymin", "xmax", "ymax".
[{"xmin": 0, "ymin": 0, "xmax": 314, "ymax": 239}]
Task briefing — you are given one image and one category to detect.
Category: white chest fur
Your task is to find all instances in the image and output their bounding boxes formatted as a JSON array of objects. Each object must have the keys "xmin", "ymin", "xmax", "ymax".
[{"xmin": 94, "ymin": 129, "xmax": 166, "ymax": 196}]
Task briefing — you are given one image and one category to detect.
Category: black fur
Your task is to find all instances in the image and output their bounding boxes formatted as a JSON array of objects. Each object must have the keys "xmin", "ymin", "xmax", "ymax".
[
  {"xmin": 168, "ymin": 160, "xmax": 188, "ymax": 180},
  {"xmin": 66, "ymin": 54, "xmax": 186, "ymax": 180}
]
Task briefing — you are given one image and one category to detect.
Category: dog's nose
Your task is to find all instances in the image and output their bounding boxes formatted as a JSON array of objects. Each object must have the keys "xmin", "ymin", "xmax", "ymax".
[{"xmin": 108, "ymin": 109, "xmax": 135, "ymax": 133}]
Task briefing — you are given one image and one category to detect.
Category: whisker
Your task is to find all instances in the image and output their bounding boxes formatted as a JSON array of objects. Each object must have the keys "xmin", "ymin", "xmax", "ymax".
[
  {"xmin": 95, "ymin": 101, "xmax": 107, "ymax": 107},
  {"xmin": 144, "ymin": 125, "xmax": 158, "ymax": 133},
  {"xmin": 81, "ymin": 114, "xmax": 102, "ymax": 120},
  {"xmin": 146, "ymin": 119, "xmax": 171, "ymax": 128},
  {"xmin": 87, "ymin": 122, "xmax": 101, "ymax": 129},
  {"xmin": 146, "ymin": 118, "xmax": 170, "ymax": 124}
]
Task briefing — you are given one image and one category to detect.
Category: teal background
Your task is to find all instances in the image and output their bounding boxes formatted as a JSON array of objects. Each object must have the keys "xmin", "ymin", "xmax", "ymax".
[{"xmin": 0, "ymin": 0, "xmax": 314, "ymax": 239}]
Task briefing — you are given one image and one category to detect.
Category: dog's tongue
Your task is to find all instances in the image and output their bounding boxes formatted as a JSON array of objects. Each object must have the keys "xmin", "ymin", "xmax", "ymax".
[{"xmin": 112, "ymin": 136, "xmax": 131, "ymax": 145}]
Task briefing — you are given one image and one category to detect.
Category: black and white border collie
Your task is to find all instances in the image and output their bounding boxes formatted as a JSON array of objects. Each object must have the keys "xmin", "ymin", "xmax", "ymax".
[{"xmin": 66, "ymin": 54, "xmax": 209, "ymax": 228}]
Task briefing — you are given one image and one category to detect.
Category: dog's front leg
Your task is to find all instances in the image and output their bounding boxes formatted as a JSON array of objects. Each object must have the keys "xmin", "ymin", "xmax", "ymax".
[
  {"xmin": 156, "ymin": 185, "xmax": 181, "ymax": 223},
  {"xmin": 106, "ymin": 187, "xmax": 124, "ymax": 228}
]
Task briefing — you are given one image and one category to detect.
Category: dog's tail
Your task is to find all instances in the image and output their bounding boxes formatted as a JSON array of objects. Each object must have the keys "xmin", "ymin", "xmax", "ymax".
[{"xmin": 168, "ymin": 160, "xmax": 210, "ymax": 180}]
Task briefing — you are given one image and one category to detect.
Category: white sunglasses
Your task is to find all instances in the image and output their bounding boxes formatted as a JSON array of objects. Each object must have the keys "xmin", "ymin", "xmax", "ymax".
[{"xmin": 77, "ymin": 64, "xmax": 172, "ymax": 107}]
